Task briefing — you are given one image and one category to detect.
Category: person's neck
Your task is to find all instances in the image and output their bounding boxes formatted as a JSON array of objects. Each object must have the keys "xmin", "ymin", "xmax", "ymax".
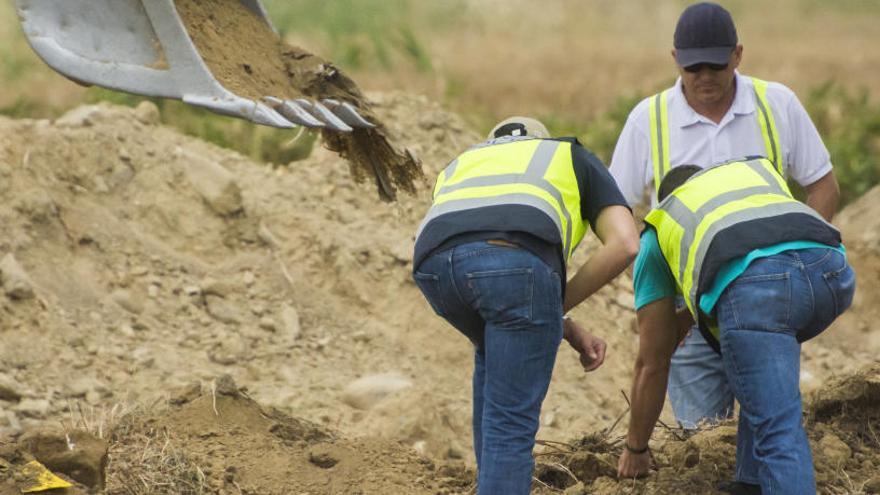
[{"xmin": 683, "ymin": 78, "xmax": 737, "ymax": 124}]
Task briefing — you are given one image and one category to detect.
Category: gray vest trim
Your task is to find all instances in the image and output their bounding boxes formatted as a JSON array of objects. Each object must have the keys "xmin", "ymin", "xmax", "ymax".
[
  {"xmin": 419, "ymin": 141, "xmax": 573, "ymax": 256},
  {"xmin": 658, "ymin": 159, "xmax": 831, "ymax": 305}
]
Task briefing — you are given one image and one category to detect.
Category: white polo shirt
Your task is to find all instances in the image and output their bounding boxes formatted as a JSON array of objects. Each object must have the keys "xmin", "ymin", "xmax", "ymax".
[{"xmin": 609, "ymin": 71, "xmax": 832, "ymax": 206}]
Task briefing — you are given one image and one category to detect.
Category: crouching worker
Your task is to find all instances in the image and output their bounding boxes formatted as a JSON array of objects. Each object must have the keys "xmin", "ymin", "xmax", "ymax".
[
  {"xmin": 617, "ymin": 157, "xmax": 855, "ymax": 494},
  {"xmin": 413, "ymin": 117, "xmax": 639, "ymax": 494}
]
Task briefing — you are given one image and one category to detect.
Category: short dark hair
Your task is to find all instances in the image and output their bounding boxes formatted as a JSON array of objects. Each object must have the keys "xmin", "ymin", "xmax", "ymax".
[{"xmin": 658, "ymin": 165, "xmax": 703, "ymax": 201}]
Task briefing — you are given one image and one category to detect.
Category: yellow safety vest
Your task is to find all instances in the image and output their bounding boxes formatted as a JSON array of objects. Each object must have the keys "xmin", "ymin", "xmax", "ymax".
[
  {"xmin": 644, "ymin": 157, "xmax": 838, "ymax": 347},
  {"xmin": 417, "ymin": 137, "xmax": 588, "ymax": 262},
  {"xmin": 649, "ymin": 77, "xmax": 784, "ymax": 194}
]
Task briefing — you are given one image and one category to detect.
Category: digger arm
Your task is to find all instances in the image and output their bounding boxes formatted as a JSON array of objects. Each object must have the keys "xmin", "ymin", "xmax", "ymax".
[{"xmin": 15, "ymin": 0, "xmax": 372, "ymax": 131}]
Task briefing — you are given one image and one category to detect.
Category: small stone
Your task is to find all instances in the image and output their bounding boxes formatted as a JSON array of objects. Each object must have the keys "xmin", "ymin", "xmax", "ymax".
[
  {"xmin": 242, "ymin": 271, "xmax": 256, "ymax": 286},
  {"xmin": 14, "ymin": 398, "xmax": 50, "ymax": 418},
  {"xmin": 178, "ymin": 148, "xmax": 243, "ymax": 216},
  {"xmin": 308, "ymin": 445, "xmax": 339, "ymax": 469},
  {"xmin": 201, "ymin": 277, "xmax": 235, "ymax": 297},
  {"xmin": 85, "ymin": 390, "xmax": 102, "ymax": 405},
  {"xmin": 134, "ymin": 100, "xmax": 160, "ymax": 125},
  {"xmin": 351, "ymin": 331, "xmax": 371, "ymax": 343},
  {"xmin": 819, "ymin": 433, "xmax": 851, "ymax": 467},
  {"xmin": 0, "ymin": 373, "xmax": 23, "ymax": 402},
  {"xmin": 205, "ymin": 295, "xmax": 243, "ymax": 324},
  {"xmin": 148, "ymin": 284, "xmax": 160, "ymax": 298},
  {"xmin": 258, "ymin": 316, "xmax": 276, "ymax": 332},
  {"xmin": 341, "ymin": 373, "xmax": 412, "ymax": 410},
  {"xmin": 0, "ymin": 253, "xmax": 35, "ymax": 300},
  {"xmin": 183, "ymin": 285, "xmax": 202, "ymax": 296},
  {"xmin": 119, "ymin": 324, "xmax": 136, "ymax": 337},
  {"xmin": 281, "ymin": 305, "xmax": 301, "ymax": 340},
  {"xmin": 111, "ymin": 289, "xmax": 144, "ymax": 314}
]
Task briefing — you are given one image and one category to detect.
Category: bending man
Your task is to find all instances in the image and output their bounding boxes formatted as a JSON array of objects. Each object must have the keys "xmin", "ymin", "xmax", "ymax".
[
  {"xmin": 413, "ymin": 117, "xmax": 639, "ymax": 494},
  {"xmin": 617, "ymin": 158, "xmax": 855, "ymax": 494}
]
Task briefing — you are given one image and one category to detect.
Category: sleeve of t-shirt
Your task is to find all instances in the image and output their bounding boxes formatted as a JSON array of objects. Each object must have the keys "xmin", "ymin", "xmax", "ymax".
[
  {"xmin": 633, "ymin": 228, "xmax": 677, "ymax": 310},
  {"xmin": 776, "ymin": 84, "xmax": 833, "ymax": 186},
  {"xmin": 609, "ymin": 102, "xmax": 652, "ymax": 207},
  {"xmin": 571, "ymin": 143, "xmax": 631, "ymax": 231}
]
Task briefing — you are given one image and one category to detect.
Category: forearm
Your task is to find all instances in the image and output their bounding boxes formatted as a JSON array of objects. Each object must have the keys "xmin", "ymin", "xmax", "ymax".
[
  {"xmin": 564, "ymin": 242, "xmax": 634, "ymax": 312},
  {"xmin": 804, "ymin": 170, "xmax": 840, "ymax": 222},
  {"xmin": 626, "ymin": 361, "xmax": 669, "ymax": 449}
]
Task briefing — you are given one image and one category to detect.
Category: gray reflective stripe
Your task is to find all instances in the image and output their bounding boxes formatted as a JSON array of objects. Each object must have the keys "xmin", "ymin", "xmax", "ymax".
[
  {"xmin": 525, "ymin": 140, "xmax": 562, "ymax": 179},
  {"xmin": 744, "ymin": 157, "xmax": 784, "ymax": 188},
  {"xmin": 442, "ymin": 158, "xmax": 460, "ymax": 183},
  {"xmin": 437, "ymin": 174, "xmax": 522, "ymax": 195},
  {"xmin": 653, "ymin": 92, "xmax": 666, "ymax": 186},
  {"xmin": 415, "ymin": 193, "xmax": 564, "ymax": 243},
  {"xmin": 753, "ymin": 89, "xmax": 781, "ymax": 174},
  {"xmin": 687, "ymin": 201, "xmax": 832, "ymax": 308},
  {"xmin": 422, "ymin": 140, "xmax": 573, "ymax": 256},
  {"xmin": 431, "ymin": 175, "xmax": 573, "ymax": 256},
  {"xmin": 660, "ymin": 159, "xmax": 802, "ymax": 282}
]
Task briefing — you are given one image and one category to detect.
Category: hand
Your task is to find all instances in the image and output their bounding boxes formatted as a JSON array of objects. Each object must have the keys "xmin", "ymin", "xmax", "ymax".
[
  {"xmin": 563, "ymin": 318, "xmax": 607, "ymax": 372},
  {"xmin": 617, "ymin": 449, "xmax": 651, "ymax": 479}
]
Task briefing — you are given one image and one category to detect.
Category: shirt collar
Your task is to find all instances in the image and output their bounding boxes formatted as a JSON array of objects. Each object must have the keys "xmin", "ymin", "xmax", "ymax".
[{"xmin": 672, "ymin": 71, "xmax": 755, "ymax": 128}]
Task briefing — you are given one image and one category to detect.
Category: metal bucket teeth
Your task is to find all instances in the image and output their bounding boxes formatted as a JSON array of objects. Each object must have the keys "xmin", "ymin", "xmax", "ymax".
[
  {"xmin": 263, "ymin": 96, "xmax": 324, "ymax": 127},
  {"xmin": 294, "ymin": 99, "xmax": 352, "ymax": 132},
  {"xmin": 263, "ymin": 96, "xmax": 372, "ymax": 131},
  {"xmin": 321, "ymin": 99, "xmax": 375, "ymax": 128}
]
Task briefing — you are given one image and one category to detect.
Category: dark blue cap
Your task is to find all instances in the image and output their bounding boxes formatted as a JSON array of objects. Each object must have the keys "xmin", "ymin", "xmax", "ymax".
[{"xmin": 674, "ymin": 2, "xmax": 738, "ymax": 67}]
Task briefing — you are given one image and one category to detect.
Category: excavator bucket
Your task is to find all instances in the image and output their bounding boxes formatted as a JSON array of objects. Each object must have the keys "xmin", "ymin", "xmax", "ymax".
[
  {"xmin": 15, "ymin": 0, "xmax": 371, "ymax": 130},
  {"xmin": 14, "ymin": 0, "xmax": 422, "ymax": 200}
]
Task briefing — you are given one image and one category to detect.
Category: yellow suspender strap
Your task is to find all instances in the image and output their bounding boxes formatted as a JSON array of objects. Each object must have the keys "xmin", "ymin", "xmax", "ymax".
[
  {"xmin": 649, "ymin": 89, "xmax": 672, "ymax": 194},
  {"xmin": 751, "ymin": 77, "xmax": 784, "ymax": 176}
]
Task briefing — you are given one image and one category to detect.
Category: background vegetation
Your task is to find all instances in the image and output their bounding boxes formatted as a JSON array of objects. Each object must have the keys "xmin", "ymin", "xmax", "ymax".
[{"xmin": 1, "ymin": 0, "xmax": 878, "ymax": 204}]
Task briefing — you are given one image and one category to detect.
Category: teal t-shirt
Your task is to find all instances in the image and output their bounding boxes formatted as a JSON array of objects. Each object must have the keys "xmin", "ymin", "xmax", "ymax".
[{"xmin": 633, "ymin": 228, "xmax": 846, "ymax": 314}]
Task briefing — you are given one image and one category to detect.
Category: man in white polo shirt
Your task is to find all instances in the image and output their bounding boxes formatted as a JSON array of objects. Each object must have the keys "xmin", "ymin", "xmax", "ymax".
[{"xmin": 609, "ymin": 1, "xmax": 840, "ymax": 437}]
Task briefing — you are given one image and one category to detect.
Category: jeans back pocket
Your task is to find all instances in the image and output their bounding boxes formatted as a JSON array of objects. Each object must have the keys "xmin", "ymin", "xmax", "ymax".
[
  {"xmin": 466, "ymin": 267, "xmax": 534, "ymax": 329},
  {"xmin": 721, "ymin": 272, "xmax": 791, "ymax": 333}
]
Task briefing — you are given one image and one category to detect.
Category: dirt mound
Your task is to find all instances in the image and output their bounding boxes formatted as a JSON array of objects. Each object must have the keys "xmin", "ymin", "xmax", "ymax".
[
  {"xmin": 104, "ymin": 375, "xmax": 472, "ymax": 494},
  {"xmin": 175, "ymin": 0, "xmax": 423, "ymax": 201},
  {"xmin": 531, "ymin": 364, "xmax": 880, "ymax": 494}
]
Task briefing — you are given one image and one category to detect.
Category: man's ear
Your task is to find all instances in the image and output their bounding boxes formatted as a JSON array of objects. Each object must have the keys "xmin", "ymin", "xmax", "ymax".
[{"xmin": 733, "ymin": 44, "xmax": 744, "ymax": 68}]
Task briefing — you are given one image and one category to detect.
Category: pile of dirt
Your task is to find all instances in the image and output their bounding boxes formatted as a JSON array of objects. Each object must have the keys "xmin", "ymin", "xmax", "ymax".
[
  {"xmin": 104, "ymin": 375, "xmax": 472, "ymax": 495},
  {"xmin": 175, "ymin": 0, "xmax": 422, "ymax": 201},
  {"xmin": 531, "ymin": 364, "xmax": 880, "ymax": 495}
]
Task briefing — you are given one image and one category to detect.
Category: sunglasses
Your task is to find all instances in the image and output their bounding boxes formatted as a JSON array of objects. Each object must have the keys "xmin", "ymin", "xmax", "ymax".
[{"xmin": 683, "ymin": 62, "xmax": 729, "ymax": 73}]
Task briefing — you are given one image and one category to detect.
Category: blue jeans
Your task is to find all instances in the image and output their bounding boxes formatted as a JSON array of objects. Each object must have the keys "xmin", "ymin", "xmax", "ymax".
[
  {"xmin": 414, "ymin": 241, "xmax": 563, "ymax": 495},
  {"xmin": 715, "ymin": 248, "xmax": 855, "ymax": 494},
  {"xmin": 668, "ymin": 327, "xmax": 735, "ymax": 428}
]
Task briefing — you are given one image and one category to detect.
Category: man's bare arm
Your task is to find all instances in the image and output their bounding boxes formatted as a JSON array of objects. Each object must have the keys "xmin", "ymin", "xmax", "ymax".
[
  {"xmin": 627, "ymin": 297, "xmax": 680, "ymax": 450},
  {"xmin": 804, "ymin": 169, "xmax": 840, "ymax": 222},
  {"xmin": 564, "ymin": 205, "xmax": 639, "ymax": 312}
]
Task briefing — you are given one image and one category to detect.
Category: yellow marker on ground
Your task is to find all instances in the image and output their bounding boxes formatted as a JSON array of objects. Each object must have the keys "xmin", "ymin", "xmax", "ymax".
[{"xmin": 19, "ymin": 460, "xmax": 73, "ymax": 493}]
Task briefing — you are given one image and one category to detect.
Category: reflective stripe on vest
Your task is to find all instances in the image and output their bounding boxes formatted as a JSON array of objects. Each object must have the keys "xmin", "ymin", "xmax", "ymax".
[
  {"xmin": 648, "ymin": 77, "xmax": 784, "ymax": 194},
  {"xmin": 417, "ymin": 138, "xmax": 588, "ymax": 261},
  {"xmin": 644, "ymin": 158, "xmax": 829, "ymax": 332}
]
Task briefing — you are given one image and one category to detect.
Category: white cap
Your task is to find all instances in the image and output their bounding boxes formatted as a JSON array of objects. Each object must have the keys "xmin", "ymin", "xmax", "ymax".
[{"xmin": 488, "ymin": 116, "xmax": 551, "ymax": 140}]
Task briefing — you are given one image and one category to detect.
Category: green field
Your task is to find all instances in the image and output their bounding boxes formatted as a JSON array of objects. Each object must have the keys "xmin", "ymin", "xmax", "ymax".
[{"xmin": 2, "ymin": 0, "xmax": 878, "ymax": 202}]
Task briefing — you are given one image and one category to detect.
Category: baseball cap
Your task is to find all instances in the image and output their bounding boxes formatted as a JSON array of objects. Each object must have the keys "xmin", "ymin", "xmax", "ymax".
[
  {"xmin": 673, "ymin": 2, "xmax": 738, "ymax": 67},
  {"xmin": 487, "ymin": 116, "xmax": 551, "ymax": 140}
]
